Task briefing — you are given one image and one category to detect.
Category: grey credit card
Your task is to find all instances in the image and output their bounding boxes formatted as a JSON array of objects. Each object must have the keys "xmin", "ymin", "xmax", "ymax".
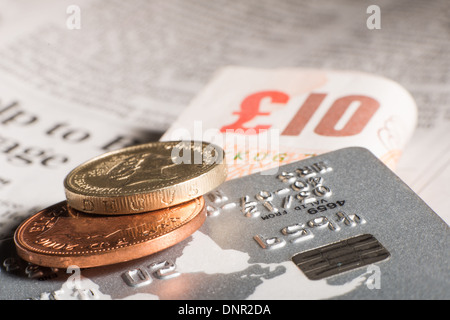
[{"xmin": 1, "ymin": 147, "xmax": 449, "ymax": 300}]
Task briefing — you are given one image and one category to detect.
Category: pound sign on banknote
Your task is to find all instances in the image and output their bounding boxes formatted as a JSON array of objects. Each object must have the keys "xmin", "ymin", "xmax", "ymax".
[{"xmin": 220, "ymin": 91, "xmax": 289, "ymax": 134}]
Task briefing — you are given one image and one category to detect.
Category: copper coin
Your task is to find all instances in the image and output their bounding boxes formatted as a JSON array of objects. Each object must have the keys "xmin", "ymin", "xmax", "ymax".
[{"xmin": 14, "ymin": 197, "xmax": 206, "ymax": 268}]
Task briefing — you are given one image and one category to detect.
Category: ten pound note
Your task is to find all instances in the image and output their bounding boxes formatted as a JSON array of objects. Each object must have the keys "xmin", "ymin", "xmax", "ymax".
[{"xmin": 161, "ymin": 67, "xmax": 417, "ymax": 179}]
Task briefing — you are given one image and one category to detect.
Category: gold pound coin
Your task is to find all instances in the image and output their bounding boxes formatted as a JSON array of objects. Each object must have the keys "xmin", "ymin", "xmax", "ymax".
[
  {"xmin": 14, "ymin": 198, "xmax": 206, "ymax": 268},
  {"xmin": 64, "ymin": 141, "xmax": 226, "ymax": 214}
]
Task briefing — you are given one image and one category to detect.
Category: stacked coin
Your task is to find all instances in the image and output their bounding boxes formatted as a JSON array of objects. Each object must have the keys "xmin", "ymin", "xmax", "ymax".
[{"xmin": 14, "ymin": 141, "xmax": 227, "ymax": 268}]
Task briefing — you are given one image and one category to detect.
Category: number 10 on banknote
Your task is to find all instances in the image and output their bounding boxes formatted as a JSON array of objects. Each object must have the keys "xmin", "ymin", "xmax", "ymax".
[{"xmin": 162, "ymin": 67, "xmax": 417, "ymax": 179}]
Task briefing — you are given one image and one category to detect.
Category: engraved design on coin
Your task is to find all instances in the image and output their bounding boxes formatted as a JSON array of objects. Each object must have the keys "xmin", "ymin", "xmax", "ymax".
[
  {"xmin": 63, "ymin": 141, "xmax": 227, "ymax": 214},
  {"xmin": 107, "ymin": 152, "xmax": 186, "ymax": 187},
  {"xmin": 14, "ymin": 198, "xmax": 207, "ymax": 268},
  {"xmin": 107, "ymin": 153, "xmax": 152, "ymax": 182}
]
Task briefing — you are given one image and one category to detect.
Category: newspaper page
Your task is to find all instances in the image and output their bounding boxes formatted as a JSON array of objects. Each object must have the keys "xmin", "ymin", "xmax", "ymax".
[{"xmin": 0, "ymin": 0, "xmax": 448, "ymax": 243}]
